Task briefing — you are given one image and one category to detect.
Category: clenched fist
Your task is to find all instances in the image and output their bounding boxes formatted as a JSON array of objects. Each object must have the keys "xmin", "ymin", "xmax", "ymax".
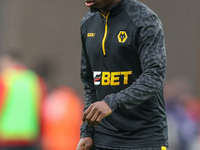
[{"xmin": 82, "ymin": 101, "xmax": 112, "ymax": 127}]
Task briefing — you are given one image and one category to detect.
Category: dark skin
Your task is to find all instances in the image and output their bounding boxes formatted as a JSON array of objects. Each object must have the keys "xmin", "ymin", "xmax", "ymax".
[
  {"xmin": 82, "ymin": 101, "xmax": 112, "ymax": 127},
  {"xmin": 76, "ymin": 0, "xmax": 120, "ymax": 149},
  {"xmin": 76, "ymin": 102, "xmax": 112, "ymax": 150},
  {"xmin": 86, "ymin": 0, "xmax": 121, "ymax": 16}
]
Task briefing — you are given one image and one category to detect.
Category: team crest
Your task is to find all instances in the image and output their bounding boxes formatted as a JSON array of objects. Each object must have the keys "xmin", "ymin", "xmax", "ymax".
[{"xmin": 117, "ymin": 31, "xmax": 128, "ymax": 43}]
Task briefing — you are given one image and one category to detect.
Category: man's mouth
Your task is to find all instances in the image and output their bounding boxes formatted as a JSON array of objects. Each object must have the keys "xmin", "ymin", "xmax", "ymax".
[{"xmin": 85, "ymin": 1, "xmax": 95, "ymax": 7}]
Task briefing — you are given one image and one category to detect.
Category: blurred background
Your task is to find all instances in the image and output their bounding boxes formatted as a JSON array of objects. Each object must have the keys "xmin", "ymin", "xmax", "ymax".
[{"xmin": 0, "ymin": 0, "xmax": 199, "ymax": 150}]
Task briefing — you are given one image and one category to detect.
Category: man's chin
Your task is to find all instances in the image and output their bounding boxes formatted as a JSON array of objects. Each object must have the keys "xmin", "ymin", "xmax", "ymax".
[{"xmin": 90, "ymin": 7, "xmax": 101, "ymax": 12}]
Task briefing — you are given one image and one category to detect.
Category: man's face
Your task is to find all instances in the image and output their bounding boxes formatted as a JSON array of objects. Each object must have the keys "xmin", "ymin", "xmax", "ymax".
[{"xmin": 85, "ymin": 0, "xmax": 119, "ymax": 12}]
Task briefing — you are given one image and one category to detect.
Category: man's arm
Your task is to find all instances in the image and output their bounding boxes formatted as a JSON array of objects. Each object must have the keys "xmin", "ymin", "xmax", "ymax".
[
  {"xmin": 76, "ymin": 34, "xmax": 97, "ymax": 150},
  {"xmin": 80, "ymin": 35, "xmax": 98, "ymax": 138},
  {"xmin": 103, "ymin": 14, "xmax": 167, "ymax": 111}
]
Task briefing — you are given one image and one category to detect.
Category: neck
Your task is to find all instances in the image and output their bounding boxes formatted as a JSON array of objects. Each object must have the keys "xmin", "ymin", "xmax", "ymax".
[
  {"xmin": 100, "ymin": 0, "xmax": 121, "ymax": 16},
  {"xmin": 99, "ymin": 10, "xmax": 108, "ymax": 16}
]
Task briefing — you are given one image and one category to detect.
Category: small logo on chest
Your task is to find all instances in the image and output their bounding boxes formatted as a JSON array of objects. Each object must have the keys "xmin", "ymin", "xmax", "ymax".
[
  {"xmin": 87, "ymin": 33, "xmax": 96, "ymax": 37},
  {"xmin": 117, "ymin": 31, "xmax": 128, "ymax": 43}
]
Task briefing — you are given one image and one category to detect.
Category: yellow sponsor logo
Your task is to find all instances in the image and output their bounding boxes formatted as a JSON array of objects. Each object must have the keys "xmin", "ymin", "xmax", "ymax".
[
  {"xmin": 87, "ymin": 33, "xmax": 96, "ymax": 37},
  {"xmin": 93, "ymin": 71, "xmax": 132, "ymax": 86}
]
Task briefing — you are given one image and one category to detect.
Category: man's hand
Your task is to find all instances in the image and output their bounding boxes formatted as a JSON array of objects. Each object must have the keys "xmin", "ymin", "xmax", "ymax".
[
  {"xmin": 82, "ymin": 101, "xmax": 112, "ymax": 127},
  {"xmin": 76, "ymin": 137, "xmax": 93, "ymax": 150}
]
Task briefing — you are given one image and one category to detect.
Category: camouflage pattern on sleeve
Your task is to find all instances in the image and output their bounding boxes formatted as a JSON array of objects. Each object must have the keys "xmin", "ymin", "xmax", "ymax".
[{"xmin": 103, "ymin": 0, "xmax": 167, "ymax": 111}]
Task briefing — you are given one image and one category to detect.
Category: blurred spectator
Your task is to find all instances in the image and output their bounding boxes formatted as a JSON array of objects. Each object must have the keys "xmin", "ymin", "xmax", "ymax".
[
  {"xmin": 164, "ymin": 77, "xmax": 200, "ymax": 150},
  {"xmin": 185, "ymin": 97, "xmax": 200, "ymax": 125},
  {"xmin": 190, "ymin": 136, "xmax": 200, "ymax": 150},
  {"xmin": 42, "ymin": 85, "xmax": 83, "ymax": 150},
  {"xmin": 185, "ymin": 98, "xmax": 200, "ymax": 150},
  {"xmin": 0, "ymin": 51, "xmax": 47, "ymax": 150}
]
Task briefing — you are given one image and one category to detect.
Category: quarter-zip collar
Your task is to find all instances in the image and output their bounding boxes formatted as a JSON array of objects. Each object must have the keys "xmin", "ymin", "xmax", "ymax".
[
  {"xmin": 100, "ymin": 11, "xmax": 110, "ymax": 56},
  {"xmin": 90, "ymin": 0, "xmax": 125, "ymax": 57}
]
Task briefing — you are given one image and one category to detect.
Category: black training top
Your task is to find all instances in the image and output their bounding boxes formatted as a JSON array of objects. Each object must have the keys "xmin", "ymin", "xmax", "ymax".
[{"xmin": 80, "ymin": 0, "xmax": 168, "ymax": 149}]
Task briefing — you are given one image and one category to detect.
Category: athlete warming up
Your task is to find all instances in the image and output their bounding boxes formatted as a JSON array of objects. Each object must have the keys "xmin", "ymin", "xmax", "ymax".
[{"xmin": 76, "ymin": 0, "xmax": 168, "ymax": 150}]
